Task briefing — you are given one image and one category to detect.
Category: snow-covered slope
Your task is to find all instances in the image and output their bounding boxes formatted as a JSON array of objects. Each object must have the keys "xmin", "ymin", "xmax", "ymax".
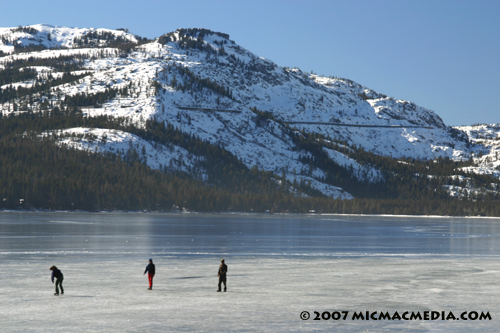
[
  {"xmin": 1, "ymin": 25, "xmax": 498, "ymax": 199},
  {"xmin": 0, "ymin": 24, "xmax": 137, "ymax": 54},
  {"xmin": 49, "ymin": 127, "xmax": 204, "ymax": 176},
  {"xmin": 455, "ymin": 124, "xmax": 500, "ymax": 177}
]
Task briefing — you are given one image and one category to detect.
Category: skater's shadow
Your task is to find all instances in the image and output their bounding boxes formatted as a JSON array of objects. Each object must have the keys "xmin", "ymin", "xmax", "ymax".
[
  {"xmin": 172, "ymin": 276, "xmax": 206, "ymax": 279},
  {"xmin": 67, "ymin": 295, "xmax": 94, "ymax": 297}
]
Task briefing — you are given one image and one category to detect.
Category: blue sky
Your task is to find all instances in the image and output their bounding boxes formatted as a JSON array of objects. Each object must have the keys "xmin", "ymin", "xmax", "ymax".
[{"xmin": 2, "ymin": 0, "xmax": 499, "ymax": 126}]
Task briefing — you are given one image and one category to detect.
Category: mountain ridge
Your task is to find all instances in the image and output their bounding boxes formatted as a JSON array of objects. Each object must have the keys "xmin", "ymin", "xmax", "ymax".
[{"xmin": 1, "ymin": 24, "xmax": 499, "ymax": 206}]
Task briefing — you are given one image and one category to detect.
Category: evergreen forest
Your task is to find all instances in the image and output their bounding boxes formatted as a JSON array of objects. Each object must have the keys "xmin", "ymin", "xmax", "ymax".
[{"xmin": 1, "ymin": 110, "xmax": 500, "ymax": 216}]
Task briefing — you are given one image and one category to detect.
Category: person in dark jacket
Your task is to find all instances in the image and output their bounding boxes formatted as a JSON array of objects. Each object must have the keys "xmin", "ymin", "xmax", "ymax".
[
  {"xmin": 144, "ymin": 258, "xmax": 156, "ymax": 290},
  {"xmin": 50, "ymin": 266, "xmax": 64, "ymax": 296},
  {"xmin": 217, "ymin": 259, "xmax": 227, "ymax": 292}
]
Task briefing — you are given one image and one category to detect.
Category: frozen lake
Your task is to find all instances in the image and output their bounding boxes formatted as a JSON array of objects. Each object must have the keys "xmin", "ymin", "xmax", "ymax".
[{"xmin": 1, "ymin": 212, "xmax": 499, "ymax": 332}]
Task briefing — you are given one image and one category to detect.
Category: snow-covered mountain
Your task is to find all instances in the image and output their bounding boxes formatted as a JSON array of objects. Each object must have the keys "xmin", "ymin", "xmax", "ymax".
[{"xmin": 1, "ymin": 25, "xmax": 498, "ymax": 199}]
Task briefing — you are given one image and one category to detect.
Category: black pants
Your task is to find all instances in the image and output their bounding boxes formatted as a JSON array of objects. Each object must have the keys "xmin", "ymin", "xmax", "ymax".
[
  {"xmin": 55, "ymin": 277, "xmax": 64, "ymax": 294},
  {"xmin": 218, "ymin": 276, "xmax": 226, "ymax": 290}
]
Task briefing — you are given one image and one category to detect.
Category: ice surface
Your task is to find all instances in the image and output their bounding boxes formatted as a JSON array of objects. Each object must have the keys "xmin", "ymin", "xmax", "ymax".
[{"xmin": 1, "ymin": 212, "xmax": 499, "ymax": 332}]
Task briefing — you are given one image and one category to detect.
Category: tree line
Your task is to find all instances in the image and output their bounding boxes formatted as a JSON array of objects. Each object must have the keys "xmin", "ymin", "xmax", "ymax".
[{"xmin": 0, "ymin": 110, "xmax": 499, "ymax": 215}]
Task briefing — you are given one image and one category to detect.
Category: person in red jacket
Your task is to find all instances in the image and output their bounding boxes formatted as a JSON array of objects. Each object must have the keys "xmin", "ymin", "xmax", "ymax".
[
  {"xmin": 144, "ymin": 258, "xmax": 156, "ymax": 290},
  {"xmin": 50, "ymin": 266, "xmax": 64, "ymax": 296}
]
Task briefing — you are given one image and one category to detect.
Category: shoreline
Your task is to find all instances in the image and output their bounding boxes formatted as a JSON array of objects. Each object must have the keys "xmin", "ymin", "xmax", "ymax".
[{"xmin": 1, "ymin": 209, "xmax": 499, "ymax": 219}]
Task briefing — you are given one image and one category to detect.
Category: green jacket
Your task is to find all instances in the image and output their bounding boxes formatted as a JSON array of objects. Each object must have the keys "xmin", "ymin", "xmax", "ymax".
[{"xmin": 218, "ymin": 263, "xmax": 227, "ymax": 277}]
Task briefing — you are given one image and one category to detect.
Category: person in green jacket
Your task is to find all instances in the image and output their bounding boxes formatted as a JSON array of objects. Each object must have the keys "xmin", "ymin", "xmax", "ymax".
[{"xmin": 217, "ymin": 259, "xmax": 227, "ymax": 292}]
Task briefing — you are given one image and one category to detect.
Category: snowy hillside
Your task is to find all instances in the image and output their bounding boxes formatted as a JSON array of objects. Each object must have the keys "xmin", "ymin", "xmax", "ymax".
[
  {"xmin": 0, "ymin": 24, "xmax": 137, "ymax": 54},
  {"xmin": 47, "ymin": 127, "xmax": 204, "ymax": 176},
  {"xmin": 455, "ymin": 124, "xmax": 500, "ymax": 177},
  {"xmin": 1, "ymin": 25, "xmax": 499, "ymax": 201}
]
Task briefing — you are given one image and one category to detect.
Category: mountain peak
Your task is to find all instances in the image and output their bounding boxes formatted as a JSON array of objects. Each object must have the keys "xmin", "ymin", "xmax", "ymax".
[
  {"xmin": 174, "ymin": 28, "xmax": 231, "ymax": 42},
  {"xmin": 157, "ymin": 28, "xmax": 233, "ymax": 48}
]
